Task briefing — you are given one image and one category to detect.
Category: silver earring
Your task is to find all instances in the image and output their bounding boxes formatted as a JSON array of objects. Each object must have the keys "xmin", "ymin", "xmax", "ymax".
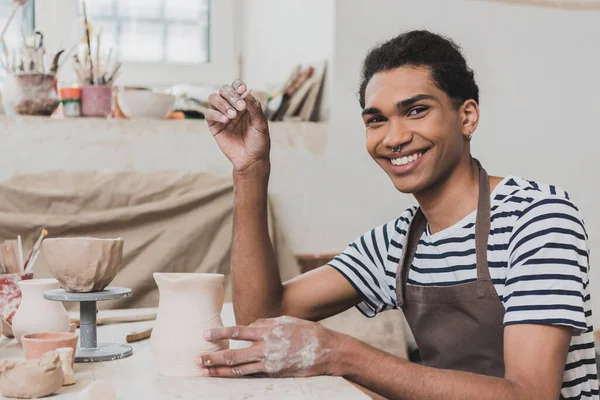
[{"xmin": 466, "ymin": 134, "xmax": 472, "ymax": 142}]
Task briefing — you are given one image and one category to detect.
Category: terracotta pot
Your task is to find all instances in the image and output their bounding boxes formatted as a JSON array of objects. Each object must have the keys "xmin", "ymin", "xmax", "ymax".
[
  {"xmin": 42, "ymin": 237, "xmax": 124, "ymax": 292},
  {"xmin": 151, "ymin": 273, "xmax": 229, "ymax": 377},
  {"xmin": 11, "ymin": 279, "xmax": 71, "ymax": 343},
  {"xmin": 22, "ymin": 332, "xmax": 78, "ymax": 367},
  {"xmin": 0, "ymin": 272, "xmax": 33, "ymax": 324}
]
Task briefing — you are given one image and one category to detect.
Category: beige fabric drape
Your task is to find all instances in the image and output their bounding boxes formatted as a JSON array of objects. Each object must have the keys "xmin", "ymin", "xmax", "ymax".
[{"xmin": 0, "ymin": 171, "xmax": 301, "ymax": 309}]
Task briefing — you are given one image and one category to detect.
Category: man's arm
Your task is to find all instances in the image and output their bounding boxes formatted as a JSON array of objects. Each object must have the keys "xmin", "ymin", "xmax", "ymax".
[
  {"xmin": 231, "ymin": 164, "xmax": 362, "ymax": 325},
  {"xmin": 335, "ymin": 323, "xmax": 571, "ymax": 400}
]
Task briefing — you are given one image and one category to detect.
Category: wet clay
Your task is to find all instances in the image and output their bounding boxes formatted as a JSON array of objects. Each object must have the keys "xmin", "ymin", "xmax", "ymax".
[
  {"xmin": 42, "ymin": 238, "xmax": 124, "ymax": 292},
  {"xmin": 0, "ymin": 351, "xmax": 64, "ymax": 399}
]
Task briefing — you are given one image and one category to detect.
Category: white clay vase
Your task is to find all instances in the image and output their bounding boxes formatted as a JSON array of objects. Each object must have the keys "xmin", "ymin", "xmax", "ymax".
[
  {"xmin": 151, "ymin": 273, "xmax": 229, "ymax": 377},
  {"xmin": 12, "ymin": 279, "xmax": 71, "ymax": 344}
]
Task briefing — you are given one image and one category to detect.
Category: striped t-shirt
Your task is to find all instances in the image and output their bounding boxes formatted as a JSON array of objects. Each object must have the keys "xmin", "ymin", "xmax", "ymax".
[{"xmin": 329, "ymin": 176, "xmax": 598, "ymax": 399}]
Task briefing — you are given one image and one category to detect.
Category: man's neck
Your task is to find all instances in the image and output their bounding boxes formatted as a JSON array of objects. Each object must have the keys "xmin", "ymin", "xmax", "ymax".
[{"xmin": 414, "ymin": 156, "xmax": 479, "ymax": 235}]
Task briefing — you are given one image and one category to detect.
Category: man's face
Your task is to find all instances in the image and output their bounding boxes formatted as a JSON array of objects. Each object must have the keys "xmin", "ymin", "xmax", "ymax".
[{"xmin": 362, "ymin": 66, "xmax": 470, "ymax": 194}]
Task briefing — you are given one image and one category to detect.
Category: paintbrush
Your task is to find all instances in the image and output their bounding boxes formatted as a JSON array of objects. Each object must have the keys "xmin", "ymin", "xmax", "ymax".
[
  {"xmin": 95, "ymin": 28, "xmax": 102, "ymax": 84},
  {"xmin": 23, "ymin": 229, "xmax": 47, "ymax": 272},
  {"xmin": 17, "ymin": 235, "xmax": 24, "ymax": 273},
  {"xmin": 82, "ymin": 1, "xmax": 94, "ymax": 84}
]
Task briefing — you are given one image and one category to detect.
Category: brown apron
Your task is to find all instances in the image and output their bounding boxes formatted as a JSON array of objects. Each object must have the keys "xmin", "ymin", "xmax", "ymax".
[{"xmin": 396, "ymin": 161, "xmax": 506, "ymax": 377}]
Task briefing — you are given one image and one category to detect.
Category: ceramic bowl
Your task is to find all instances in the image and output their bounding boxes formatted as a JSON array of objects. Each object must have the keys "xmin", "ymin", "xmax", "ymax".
[
  {"xmin": 21, "ymin": 332, "xmax": 78, "ymax": 367},
  {"xmin": 116, "ymin": 90, "xmax": 176, "ymax": 119},
  {"xmin": 42, "ymin": 237, "xmax": 124, "ymax": 293}
]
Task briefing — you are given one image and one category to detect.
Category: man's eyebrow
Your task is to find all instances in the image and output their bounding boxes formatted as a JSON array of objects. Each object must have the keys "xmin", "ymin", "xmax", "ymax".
[
  {"xmin": 397, "ymin": 94, "xmax": 435, "ymax": 109},
  {"xmin": 361, "ymin": 107, "xmax": 381, "ymax": 117}
]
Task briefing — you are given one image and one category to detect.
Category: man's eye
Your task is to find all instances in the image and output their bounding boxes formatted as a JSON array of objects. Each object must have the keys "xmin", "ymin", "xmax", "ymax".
[
  {"xmin": 408, "ymin": 107, "xmax": 428, "ymax": 117},
  {"xmin": 367, "ymin": 116, "xmax": 385, "ymax": 124}
]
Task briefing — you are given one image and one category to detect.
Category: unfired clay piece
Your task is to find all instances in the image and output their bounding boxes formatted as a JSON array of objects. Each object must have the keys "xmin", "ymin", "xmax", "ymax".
[
  {"xmin": 151, "ymin": 273, "xmax": 229, "ymax": 377},
  {"xmin": 0, "ymin": 351, "xmax": 64, "ymax": 399},
  {"xmin": 85, "ymin": 379, "xmax": 116, "ymax": 400},
  {"xmin": 56, "ymin": 347, "xmax": 75, "ymax": 386},
  {"xmin": 1, "ymin": 318, "xmax": 14, "ymax": 338},
  {"xmin": 42, "ymin": 238, "xmax": 124, "ymax": 292}
]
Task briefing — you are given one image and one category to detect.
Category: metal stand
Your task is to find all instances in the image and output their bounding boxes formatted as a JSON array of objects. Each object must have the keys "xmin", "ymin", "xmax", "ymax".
[{"xmin": 44, "ymin": 287, "xmax": 133, "ymax": 363}]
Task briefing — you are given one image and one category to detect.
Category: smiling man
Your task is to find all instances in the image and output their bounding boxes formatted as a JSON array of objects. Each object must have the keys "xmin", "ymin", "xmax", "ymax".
[{"xmin": 201, "ymin": 30, "xmax": 598, "ymax": 399}]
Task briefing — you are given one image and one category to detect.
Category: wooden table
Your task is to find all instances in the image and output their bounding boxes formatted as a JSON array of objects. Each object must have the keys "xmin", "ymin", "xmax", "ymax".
[{"xmin": 0, "ymin": 304, "xmax": 369, "ymax": 399}]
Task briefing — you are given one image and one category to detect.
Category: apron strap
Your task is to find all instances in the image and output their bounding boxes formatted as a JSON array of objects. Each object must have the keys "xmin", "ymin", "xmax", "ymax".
[{"xmin": 396, "ymin": 158, "xmax": 493, "ymax": 307}]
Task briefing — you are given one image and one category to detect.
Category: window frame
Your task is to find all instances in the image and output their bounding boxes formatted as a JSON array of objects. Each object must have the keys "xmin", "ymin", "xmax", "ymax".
[{"xmin": 35, "ymin": 0, "xmax": 238, "ymax": 88}]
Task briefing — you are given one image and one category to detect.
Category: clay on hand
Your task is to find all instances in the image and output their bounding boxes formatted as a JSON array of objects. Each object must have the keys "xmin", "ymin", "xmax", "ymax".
[
  {"xmin": 56, "ymin": 347, "xmax": 76, "ymax": 386},
  {"xmin": 199, "ymin": 316, "xmax": 337, "ymax": 378},
  {"xmin": 0, "ymin": 351, "xmax": 64, "ymax": 399}
]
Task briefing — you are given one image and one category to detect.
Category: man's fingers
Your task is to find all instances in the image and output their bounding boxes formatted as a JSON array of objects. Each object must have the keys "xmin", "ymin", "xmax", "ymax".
[
  {"xmin": 197, "ymin": 345, "xmax": 264, "ymax": 368},
  {"xmin": 201, "ymin": 362, "xmax": 265, "ymax": 378},
  {"xmin": 232, "ymin": 80, "xmax": 246, "ymax": 95},
  {"xmin": 205, "ymin": 109, "xmax": 229, "ymax": 126},
  {"xmin": 208, "ymin": 92, "xmax": 238, "ymax": 119},
  {"xmin": 244, "ymin": 94, "xmax": 268, "ymax": 131},
  {"xmin": 205, "ymin": 325, "xmax": 265, "ymax": 341},
  {"xmin": 219, "ymin": 84, "xmax": 246, "ymax": 112}
]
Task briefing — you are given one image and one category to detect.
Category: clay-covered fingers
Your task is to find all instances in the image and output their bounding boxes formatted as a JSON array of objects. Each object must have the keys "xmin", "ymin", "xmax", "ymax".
[
  {"xmin": 208, "ymin": 92, "xmax": 238, "ymax": 120},
  {"xmin": 204, "ymin": 325, "xmax": 265, "ymax": 342},
  {"xmin": 201, "ymin": 362, "xmax": 266, "ymax": 377},
  {"xmin": 205, "ymin": 109, "xmax": 229, "ymax": 125},
  {"xmin": 197, "ymin": 345, "xmax": 264, "ymax": 369}
]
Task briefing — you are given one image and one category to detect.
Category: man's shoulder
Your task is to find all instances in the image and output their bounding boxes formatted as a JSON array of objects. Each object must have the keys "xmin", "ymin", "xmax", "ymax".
[{"xmin": 493, "ymin": 176, "xmax": 581, "ymax": 219}]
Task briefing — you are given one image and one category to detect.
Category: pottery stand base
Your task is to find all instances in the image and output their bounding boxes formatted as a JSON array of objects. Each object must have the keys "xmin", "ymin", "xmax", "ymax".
[{"xmin": 44, "ymin": 287, "xmax": 133, "ymax": 363}]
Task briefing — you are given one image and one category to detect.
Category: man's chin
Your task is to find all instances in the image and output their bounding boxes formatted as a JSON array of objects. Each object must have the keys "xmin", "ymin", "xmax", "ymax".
[{"xmin": 388, "ymin": 174, "xmax": 430, "ymax": 194}]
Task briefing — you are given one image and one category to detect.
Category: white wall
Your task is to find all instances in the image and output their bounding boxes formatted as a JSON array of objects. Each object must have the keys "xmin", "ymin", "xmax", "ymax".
[
  {"xmin": 239, "ymin": 0, "xmax": 335, "ymax": 119},
  {"xmin": 315, "ymin": 0, "xmax": 600, "ymax": 321}
]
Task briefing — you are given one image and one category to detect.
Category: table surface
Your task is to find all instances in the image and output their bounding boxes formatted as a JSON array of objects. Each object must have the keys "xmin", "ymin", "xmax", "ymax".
[{"xmin": 0, "ymin": 304, "xmax": 369, "ymax": 400}]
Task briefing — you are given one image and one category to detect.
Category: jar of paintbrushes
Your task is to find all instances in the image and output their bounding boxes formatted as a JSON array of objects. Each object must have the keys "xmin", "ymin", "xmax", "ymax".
[
  {"xmin": 0, "ymin": 229, "xmax": 47, "ymax": 336},
  {"xmin": 75, "ymin": 4, "xmax": 120, "ymax": 118}
]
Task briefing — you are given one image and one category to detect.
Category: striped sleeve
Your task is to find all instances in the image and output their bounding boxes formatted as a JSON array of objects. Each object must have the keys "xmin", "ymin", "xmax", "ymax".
[
  {"xmin": 328, "ymin": 223, "xmax": 397, "ymax": 317},
  {"xmin": 504, "ymin": 195, "xmax": 590, "ymax": 333}
]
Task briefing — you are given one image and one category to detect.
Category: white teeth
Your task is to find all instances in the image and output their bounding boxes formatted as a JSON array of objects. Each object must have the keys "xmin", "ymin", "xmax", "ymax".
[{"xmin": 390, "ymin": 152, "xmax": 423, "ymax": 166}]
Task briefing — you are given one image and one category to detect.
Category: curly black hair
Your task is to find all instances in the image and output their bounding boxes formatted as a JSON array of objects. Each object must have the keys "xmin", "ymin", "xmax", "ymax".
[{"xmin": 358, "ymin": 30, "xmax": 479, "ymax": 109}]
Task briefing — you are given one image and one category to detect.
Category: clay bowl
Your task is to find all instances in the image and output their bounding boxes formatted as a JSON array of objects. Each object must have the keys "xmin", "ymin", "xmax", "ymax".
[
  {"xmin": 42, "ymin": 237, "xmax": 124, "ymax": 293},
  {"xmin": 21, "ymin": 332, "xmax": 78, "ymax": 367}
]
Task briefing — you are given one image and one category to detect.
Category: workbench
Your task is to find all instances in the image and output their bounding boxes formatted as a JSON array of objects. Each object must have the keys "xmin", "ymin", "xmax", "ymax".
[{"xmin": 0, "ymin": 304, "xmax": 370, "ymax": 399}]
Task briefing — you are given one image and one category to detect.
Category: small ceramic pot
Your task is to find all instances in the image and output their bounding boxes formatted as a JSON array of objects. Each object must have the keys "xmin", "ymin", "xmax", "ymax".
[
  {"xmin": 0, "ymin": 272, "xmax": 34, "ymax": 324},
  {"xmin": 11, "ymin": 279, "xmax": 71, "ymax": 343},
  {"xmin": 22, "ymin": 332, "xmax": 78, "ymax": 368},
  {"xmin": 80, "ymin": 85, "xmax": 113, "ymax": 117}
]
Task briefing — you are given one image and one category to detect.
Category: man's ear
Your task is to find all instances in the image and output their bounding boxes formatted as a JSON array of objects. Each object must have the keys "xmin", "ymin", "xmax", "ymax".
[{"xmin": 460, "ymin": 99, "xmax": 480, "ymax": 139}]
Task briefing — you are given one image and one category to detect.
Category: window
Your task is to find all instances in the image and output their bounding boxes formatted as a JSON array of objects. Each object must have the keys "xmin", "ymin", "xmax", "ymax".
[
  {"xmin": 35, "ymin": 0, "xmax": 237, "ymax": 87},
  {"xmin": 0, "ymin": 1, "xmax": 34, "ymax": 68}
]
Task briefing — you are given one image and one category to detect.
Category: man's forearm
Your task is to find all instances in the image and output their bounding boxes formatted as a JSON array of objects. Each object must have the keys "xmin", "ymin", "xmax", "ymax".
[
  {"xmin": 333, "ymin": 336, "xmax": 530, "ymax": 400},
  {"xmin": 232, "ymin": 161, "xmax": 283, "ymax": 325}
]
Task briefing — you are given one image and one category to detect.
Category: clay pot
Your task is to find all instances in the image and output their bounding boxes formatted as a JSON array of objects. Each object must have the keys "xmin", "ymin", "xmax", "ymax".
[
  {"xmin": 0, "ymin": 272, "xmax": 33, "ymax": 324},
  {"xmin": 22, "ymin": 332, "xmax": 78, "ymax": 368},
  {"xmin": 151, "ymin": 273, "xmax": 229, "ymax": 377},
  {"xmin": 11, "ymin": 279, "xmax": 70, "ymax": 343},
  {"xmin": 42, "ymin": 237, "xmax": 124, "ymax": 292}
]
